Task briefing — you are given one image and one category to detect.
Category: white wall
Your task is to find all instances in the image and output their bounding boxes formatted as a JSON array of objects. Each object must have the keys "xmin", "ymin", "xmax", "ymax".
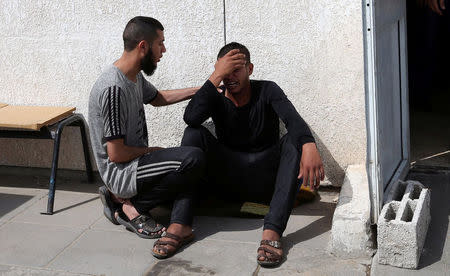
[
  {"xmin": 0, "ymin": 0, "xmax": 366, "ymax": 186},
  {"xmin": 225, "ymin": 0, "xmax": 367, "ymax": 185}
]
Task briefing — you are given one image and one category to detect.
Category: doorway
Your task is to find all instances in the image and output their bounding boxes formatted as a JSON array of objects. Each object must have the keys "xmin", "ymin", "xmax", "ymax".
[
  {"xmin": 407, "ymin": 1, "xmax": 450, "ymax": 170},
  {"xmin": 364, "ymin": 0, "xmax": 410, "ymax": 223}
]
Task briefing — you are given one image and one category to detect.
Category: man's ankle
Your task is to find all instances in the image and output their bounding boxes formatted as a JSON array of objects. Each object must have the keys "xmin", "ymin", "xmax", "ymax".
[
  {"xmin": 262, "ymin": 229, "xmax": 280, "ymax": 241},
  {"xmin": 110, "ymin": 192, "xmax": 124, "ymax": 204},
  {"xmin": 167, "ymin": 223, "xmax": 192, "ymax": 235}
]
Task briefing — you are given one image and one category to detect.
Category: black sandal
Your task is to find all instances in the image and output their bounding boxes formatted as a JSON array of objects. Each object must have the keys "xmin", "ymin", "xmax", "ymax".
[
  {"xmin": 257, "ymin": 240, "xmax": 283, "ymax": 267},
  {"xmin": 152, "ymin": 232, "xmax": 195, "ymax": 259},
  {"xmin": 98, "ymin": 186, "xmax": 120, "ymax": 225},
  {"xmin": 116, "ymin": 210, "xmax": 164, "ymax": 239}
]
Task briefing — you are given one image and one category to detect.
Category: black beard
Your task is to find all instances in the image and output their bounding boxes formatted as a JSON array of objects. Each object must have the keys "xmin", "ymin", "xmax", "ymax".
[{"xmin": 141, "ymin": 50, "xmax": 157, "ymax": 76}]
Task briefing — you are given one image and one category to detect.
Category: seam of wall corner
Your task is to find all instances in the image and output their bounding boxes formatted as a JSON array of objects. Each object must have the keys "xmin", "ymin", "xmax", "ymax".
[{"xmin": 223, "ymin": 0, "xmax": 227, "ymax": 45}]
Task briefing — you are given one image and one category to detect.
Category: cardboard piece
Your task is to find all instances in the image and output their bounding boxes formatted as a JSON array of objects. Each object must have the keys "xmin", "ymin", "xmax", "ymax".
[
  {"xmin": 0, "ymin": 105, "xmax": 76, "ymax": 130},
  {"xmin": 0, "ymin": 103, "xmax": 8, "ymax": 109}
]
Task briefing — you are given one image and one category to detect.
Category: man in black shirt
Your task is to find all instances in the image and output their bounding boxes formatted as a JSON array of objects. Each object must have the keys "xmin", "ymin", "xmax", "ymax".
[{"xmin": 182, "ymin": 42, "xmax": 324, "ymax": 267}]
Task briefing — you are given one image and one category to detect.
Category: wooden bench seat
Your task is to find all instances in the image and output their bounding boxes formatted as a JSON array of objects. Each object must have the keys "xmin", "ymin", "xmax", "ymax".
[{"xmin": 0, "ymin": 104, "xmax": 93, "ymax": 214}]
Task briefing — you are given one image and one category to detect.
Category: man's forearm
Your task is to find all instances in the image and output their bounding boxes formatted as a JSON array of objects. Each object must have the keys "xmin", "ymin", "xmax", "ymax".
[
  {"xmin": 107, "ymin": 139, "xmax": 159, "ymax": 163},
  {"xmin": 151, "ymin": 87, "xmax": 199, "ymax": 106},
  {"xmin": 111, "ymin": 146, "xmax": 150, "ymax": 163},
  {"xmin": 208, "ymin": 71, "xmax": 225, "ymax": 87},
  {"xmin": 183, "ymin": 80, "xmax": 220, "ymax": 126}
]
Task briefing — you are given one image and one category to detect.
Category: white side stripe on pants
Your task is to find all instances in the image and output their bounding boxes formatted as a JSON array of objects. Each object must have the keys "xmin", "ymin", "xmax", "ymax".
[
  {"xmin": 137, "ymin": 168, "xmax": 181, "ymax": 179},
  {"xmin": 137, "ymin": 165, "xmax": 180, "ymax": 176},
  {"xmin": 137, "ymin": 161, "xmax": 181, "ymax": 171},
  {"xmin": 136, "ymin": 161, "xmax": 181, "ymax": 180}
]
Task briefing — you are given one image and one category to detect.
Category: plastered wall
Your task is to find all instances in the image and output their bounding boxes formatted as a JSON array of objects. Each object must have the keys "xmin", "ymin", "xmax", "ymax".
[{"xmin": 0, "ymin": 0, "xmax": 366, "ymax": 186}]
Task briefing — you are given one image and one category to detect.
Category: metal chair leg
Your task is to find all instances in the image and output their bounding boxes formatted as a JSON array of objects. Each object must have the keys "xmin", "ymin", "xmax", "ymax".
[
  {"xmin": 79, "ymin": 117, "xmax": 93, "ymax": 183},
  {"xmin": 40, "ymin": 113, "xmax": 93, "ymax": 215},
  {"xmin": 41, "ymin": 129, "xmax": 63, "ymax": 215}
]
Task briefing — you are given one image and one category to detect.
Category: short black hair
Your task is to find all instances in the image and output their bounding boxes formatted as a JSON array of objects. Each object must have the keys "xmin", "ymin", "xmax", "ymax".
[
  {"xmin": 217, "ymin": 42, "xmax": 251, "ymax": 63},
  {"xmin": 123, "ymin": 16, "xmax": 164, "ymax": 51}
]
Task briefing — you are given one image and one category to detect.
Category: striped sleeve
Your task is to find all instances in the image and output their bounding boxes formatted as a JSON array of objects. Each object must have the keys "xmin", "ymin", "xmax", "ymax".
[{"xmin": 100, "ymin": 86, "xmax": 127, "ymax": 141}]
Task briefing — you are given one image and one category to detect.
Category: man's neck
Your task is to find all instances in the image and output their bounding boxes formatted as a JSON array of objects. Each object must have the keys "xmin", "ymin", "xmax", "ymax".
[
  {"xmin": 113, "ymin": 52, "xmax": 141, "ymax": 83},
  {"xmin": 225, "ymin": 83, "xmax": 252, "ymax": 107}
]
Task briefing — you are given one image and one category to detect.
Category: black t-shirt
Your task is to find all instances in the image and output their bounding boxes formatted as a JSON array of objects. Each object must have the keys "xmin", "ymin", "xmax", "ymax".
[{"xmin": 184, "ymin": 79, "xmax": 315, "ymax": 152}]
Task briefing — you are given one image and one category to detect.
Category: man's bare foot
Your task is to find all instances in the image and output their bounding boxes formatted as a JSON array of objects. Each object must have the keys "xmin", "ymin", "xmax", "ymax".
[
  {"xmin": 122, "ymin": 200, "xmax": 140, "ymax": 220},
  {"xmin": 120, "ymin": 200, "xmax": 165, "ymax": 235},
  {"xmin": 258, "ymin": 229, "xmax": 283, "ymax": 262},
  {"xmin": 152, "ymin": 223, "xmax": 193, "ymax": 256}
]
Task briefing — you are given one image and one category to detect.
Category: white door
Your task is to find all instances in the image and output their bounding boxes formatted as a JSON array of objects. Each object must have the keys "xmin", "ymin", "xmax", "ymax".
[{"xmin": 365, "ymin": 0, "xmax": 410, "ymax": 223}]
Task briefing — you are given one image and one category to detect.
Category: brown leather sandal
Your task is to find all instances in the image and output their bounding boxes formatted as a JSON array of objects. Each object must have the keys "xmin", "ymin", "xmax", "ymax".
[
  {"xmin": 152, "ymin": 231, "xmax": 195, "ymax": 259},
  {"xmin": 257, "ymin": 240, "xmax": 283, "ymax": 267}
]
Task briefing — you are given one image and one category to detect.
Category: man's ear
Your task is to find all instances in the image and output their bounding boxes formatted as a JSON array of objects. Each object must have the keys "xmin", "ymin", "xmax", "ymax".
[
  {"xmin": 248, "ymin": 63, "xmax": 254, "ymax": 76},
  {"xmin": 137, "ymin": 40, "xmax": 148, "ymax": 55}
]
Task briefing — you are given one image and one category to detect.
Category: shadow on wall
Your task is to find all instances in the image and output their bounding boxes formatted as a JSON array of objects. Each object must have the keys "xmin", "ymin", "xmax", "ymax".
[
  {"xmin": 205, "ymin": 120, "xmax": 346, "ymax": 186},
  {"xmin": 280, "ymin": 121, "xmax": 346, "ymax": 187},
  {"xmin": 311, "ymin": 129, "xmax": 346, "ymax": 187}
]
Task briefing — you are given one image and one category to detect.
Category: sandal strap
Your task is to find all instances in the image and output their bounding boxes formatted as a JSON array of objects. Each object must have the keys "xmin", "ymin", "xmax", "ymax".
[
  {"xmin": 260, "ymin": 240, "xmax": 282, "ymax": 249},
  {"xmin": 130, "ymin": 214, "xmax": 163, "ymax": 234},
  {"xmin": 154, "ymin": 240, "xmax": 178, "ymax": 248},
  {"xmin": 162, "ymin": 231, "xmax": 182, "ymax": 241},
  {"xmin": 257, "ymin": 247, "xmax": 282, "ymax": 261},
  {"xmin": 130, "ymin": 214, "xmax": 154, "ymax": 224}
]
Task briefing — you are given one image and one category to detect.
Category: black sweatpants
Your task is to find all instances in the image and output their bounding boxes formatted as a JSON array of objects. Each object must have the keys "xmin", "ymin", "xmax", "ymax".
[
  {"xmin": 130, "ymin": 146, "xmax": 205, "ymax": 226},
  {"xmin": 181, "ymin": 126, "xmax": 302, "ymax": 236}
]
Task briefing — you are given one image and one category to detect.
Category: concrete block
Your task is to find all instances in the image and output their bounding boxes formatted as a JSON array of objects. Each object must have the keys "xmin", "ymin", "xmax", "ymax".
[
  {"xmin": 377, "ymin": 180, "xmax": 431, "ymax": 269},
  {"xmin": 329, "ymin": 165, "xmax": 376, "ymax": 258}
]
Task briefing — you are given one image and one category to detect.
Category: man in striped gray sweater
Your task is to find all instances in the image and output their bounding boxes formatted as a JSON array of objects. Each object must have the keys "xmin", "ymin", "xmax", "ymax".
[{"xmin": 88, "ymin": 16, "xmax": 203, "ymax": 259}]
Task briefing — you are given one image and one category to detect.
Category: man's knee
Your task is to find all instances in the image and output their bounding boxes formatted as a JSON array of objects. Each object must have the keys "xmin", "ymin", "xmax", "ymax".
[
  {"xmin": 181, "ymin": 146, "xmax": 205, "ymax": 171},
  {"xmin": 181, "ymin": 126, "xmax": 207, "ymax": 147}
]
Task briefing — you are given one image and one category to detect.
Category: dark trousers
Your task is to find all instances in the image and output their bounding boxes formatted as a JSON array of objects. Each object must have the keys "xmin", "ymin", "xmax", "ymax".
[
  {"xmin": 181, "ymin": 126, "xmax": 302, "ymax": 236},
  {"xmin": 130, "ymin": 146, "xmax": 205, "ymax": 226}
]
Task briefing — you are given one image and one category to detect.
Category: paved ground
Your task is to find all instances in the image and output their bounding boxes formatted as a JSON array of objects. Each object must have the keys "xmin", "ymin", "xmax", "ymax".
[
  {"xmin": 0, "ymin": 166, "xmax": 370, "ymax": 276},
  {"xmin": 1, "ymin": 166, "xmax": 448, "ymax": 276}
]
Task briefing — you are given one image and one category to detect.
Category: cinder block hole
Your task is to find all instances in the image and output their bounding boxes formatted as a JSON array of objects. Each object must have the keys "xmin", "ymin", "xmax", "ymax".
[
  {"xmin": 401, "ymin": 201, "xmax": 416, "ymax": 222},
  {"xmin": 393, "ymin": 181, "xmax": 407, "ymax": 201},
  {"xmin": 384, "ymin": 202, "xmax": 400, "ymax": 221},
  {"xmin": 409, "ymin": 185, "xmax": 422, "ymax": 200}
]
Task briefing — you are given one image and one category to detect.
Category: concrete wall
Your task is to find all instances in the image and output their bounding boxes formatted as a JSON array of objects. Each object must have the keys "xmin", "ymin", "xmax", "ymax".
[{"xmin": 0, "ymin": 0, "xmax": 366, "ymax": 186}]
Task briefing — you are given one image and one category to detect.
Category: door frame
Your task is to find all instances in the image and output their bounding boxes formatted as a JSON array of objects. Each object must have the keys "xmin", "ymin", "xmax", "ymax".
[{"xmin": 363, "ymin": 0, "xmax": 411, "ymax": 224}]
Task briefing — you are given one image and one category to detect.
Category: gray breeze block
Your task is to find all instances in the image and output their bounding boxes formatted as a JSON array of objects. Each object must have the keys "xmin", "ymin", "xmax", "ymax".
[{"xmin": 377, "ymin": 180, "xmax": 431, "ymax": 269}]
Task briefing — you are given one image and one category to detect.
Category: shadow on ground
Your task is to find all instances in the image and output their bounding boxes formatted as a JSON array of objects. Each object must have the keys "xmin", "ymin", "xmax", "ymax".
[
  {"xmin": 0, "ymin": 165, "xmax": 102, "ymax": 215},
  {"xmin": 0, "ymin": 193, "xmax": 33, "ymax": 218},
  {"xmin": 0, "ymin": 165, "xmax": 102, "ymax": 194},
  {"xmin": 408, "ymin": 168, "xmax": 450, "ymax": 269},
  {"xmin": 150, "ymin": 187, "xmax": 338, "ymax": 262}
]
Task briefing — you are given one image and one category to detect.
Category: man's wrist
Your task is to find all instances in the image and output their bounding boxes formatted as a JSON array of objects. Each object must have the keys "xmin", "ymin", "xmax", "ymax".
[
  {"xmin": 191, "ymin": 86, "xmax": 200, "ymax": 96},
  {"xmin": 302, "ymin": 142, "xmax": 316, "ymax": 150},
  {"xmin": 208, "ymin": 71, "xmax": 224, "ymax": 87}
]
